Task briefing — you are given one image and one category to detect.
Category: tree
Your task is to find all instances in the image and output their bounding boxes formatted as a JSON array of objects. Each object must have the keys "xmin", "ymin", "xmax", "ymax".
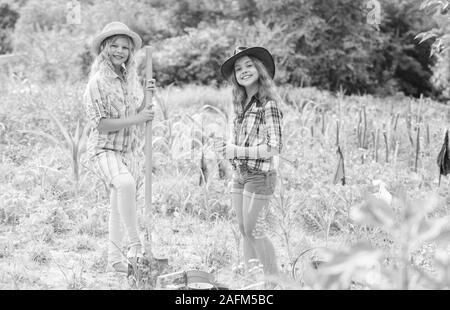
[{"xmin": 0, "ymin": 3, "xmax": 20, "ymax": 54}]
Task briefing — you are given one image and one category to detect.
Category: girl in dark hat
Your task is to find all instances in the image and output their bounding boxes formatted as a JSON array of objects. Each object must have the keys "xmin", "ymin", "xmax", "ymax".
[{"xmin": 215, "ymin": 46, "xmax": 284, "ymax": 281}]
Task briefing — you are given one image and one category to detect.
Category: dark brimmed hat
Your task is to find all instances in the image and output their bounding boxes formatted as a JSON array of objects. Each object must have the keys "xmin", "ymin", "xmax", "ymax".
[
  {"xmin": 91, "ymin": 21, "xmax": 142, "ymax": 55},
  {"xmin": 220, "ymin": 46, "xmax": 275, "ymax": 79}
]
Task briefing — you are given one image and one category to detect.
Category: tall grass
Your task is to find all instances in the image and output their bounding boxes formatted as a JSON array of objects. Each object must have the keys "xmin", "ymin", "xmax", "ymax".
[{"xmin": 2, "ymin": 79, "xmax": 450, "ymax": 289}]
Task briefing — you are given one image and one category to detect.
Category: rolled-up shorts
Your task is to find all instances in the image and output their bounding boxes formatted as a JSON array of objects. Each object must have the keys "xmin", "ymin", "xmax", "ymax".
[
  {"xmin": 91, "ymin": 150, "xmax": 139, "ymax": 187},
  {"xmin": 230, "ymin": 167, "xmax": 277, "ymax": 239},
  {"xmin": 230, "ymin": 168, "xmax": 277, "ymax": 199}
]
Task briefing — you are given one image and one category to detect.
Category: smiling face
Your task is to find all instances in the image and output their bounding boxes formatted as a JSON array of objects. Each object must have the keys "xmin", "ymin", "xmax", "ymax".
[
  {"xmin": 234, "ymin": 56, "xmax": 260, "ymax": 88},
  {"xmin": 108, "ymin": 36, "xmax": 131, "ymax": 69}
]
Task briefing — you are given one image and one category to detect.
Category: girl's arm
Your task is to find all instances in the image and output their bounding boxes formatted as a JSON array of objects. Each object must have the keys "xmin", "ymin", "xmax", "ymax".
[
  {"xmin": 98, "ymin": 109, "xmax": 153, "ymax": 133},
  {"xmin": 98, "ymin": 115, "xmax": 139, "ymax": 133},
  {"xmin": 215, "ymin": 100, "xmax": 283, "ymax": 160},
  {"xmin": 98, "ymin": 78, "xmax": 157, "ymax": 133},
  {"xmin": 224, "ymin": 144, "xmax": 279, "ymax": 159}
]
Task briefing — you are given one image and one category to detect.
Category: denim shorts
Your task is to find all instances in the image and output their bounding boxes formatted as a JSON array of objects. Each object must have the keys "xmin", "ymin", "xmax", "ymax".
[{"xmin": 230, "ymin": 167, "xmax": 277, "ymax": 200}]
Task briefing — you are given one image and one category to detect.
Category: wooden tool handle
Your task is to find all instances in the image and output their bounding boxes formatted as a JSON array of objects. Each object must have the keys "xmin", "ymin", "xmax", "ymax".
[{"xmin": 144, "ymin": 46, "xmax": 153, "ymax": 255}]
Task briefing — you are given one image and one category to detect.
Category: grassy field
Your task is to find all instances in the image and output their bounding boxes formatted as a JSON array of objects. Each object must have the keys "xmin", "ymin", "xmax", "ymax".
[{"xmin": 1, "ymin": 78, "xmax": 450, "ymax": 289}]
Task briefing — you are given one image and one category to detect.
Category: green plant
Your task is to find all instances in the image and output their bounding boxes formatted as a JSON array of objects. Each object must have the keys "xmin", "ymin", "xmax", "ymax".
[
  {"xmin": 53, "ymin": 255, "xmax": 88, "ymax": 290},
  {"xmin": 76, "ymin": 211, "xmax": 108, "ymax": 237},
  {"xmin": 29, "ymin": 243, "xmax": 51, "ymax": 265},
  {"xmin": 0, "ymin": 238, "xmax": 13, "ymax": 259},
  {"xmin": 308, "ymin": 192, "xmax": 450, "ymax": 289},
  {"xmin": 0, "ymin": 3, "xmax": 19, "ymax": 54},
  {"xmin": 72, "ymin": 235, "xmax": 96, "ymax": 252},
  {"xmin": 270, "ymin": 176, "xmax": 304, "ymax": 262},
  {"xmin": 416, "ymin": 0, "xmax": 450, "ymax": 56},
  {"xmin": 19, "ymin": 110, "xmax": 90, "ymax": 191},
  {"xmin": 90, "ymin": 251, "xmax": 108, "ymax": 273},
  {"xmin": 0, "ymin": 186, "xmax": 29, "ymax": 226},
  {"xmin": 45, "ymin": 205, "xmax": 73, "ymax": 234}
]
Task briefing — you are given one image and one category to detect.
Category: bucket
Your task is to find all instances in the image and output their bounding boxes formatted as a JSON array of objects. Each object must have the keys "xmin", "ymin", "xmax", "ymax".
[
  {"xmin": 187, "ymin": 282, "xmax": 214, "ymax": 290},
  {"xmin": 156, "ymin": 269, "xmax": 230, "ymax": 290},
  {"xmin": 186, "ymin": 270, "xmax": 215, "ymax": 284},
  {"xmin": 211, "ymin": 282, "xmax": 229, "ymax": 290}
]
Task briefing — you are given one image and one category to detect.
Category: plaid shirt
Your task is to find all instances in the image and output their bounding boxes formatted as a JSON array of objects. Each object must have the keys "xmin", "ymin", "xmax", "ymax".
[
  {"xmin": 84, "ymin": 61, "xmax": 144, "ymax": 157},
  {"xmin": 230, "ymin": 94, "xmax": 283, "ymax": 172}
]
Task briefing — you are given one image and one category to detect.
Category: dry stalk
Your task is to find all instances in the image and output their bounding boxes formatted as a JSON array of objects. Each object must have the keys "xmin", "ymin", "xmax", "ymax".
[
  {"xmin": 415, "ymin": 124, "xmax": 420, "ymax": 172},
  {"xmin": 358, "ymin": 109, "xmax": 362, "ymax": 147},
  {"xmin": 336, "ymin": 120, "xmax": 340, "ymax": 146},
  {"xmin": 321, "ymin": 109, "xmax": 326, "ymax": 135},
  {"xmin": 362, "ymin": 105, "xmax": 367, "ymax": 149},
  {"xmin": 394, "ymin": 112, "xmax": 400, "ymax": 131},
  {"xmin": 375, "ymin": 128, "xmax": 380, "ymax": 163},
  {"xmin": 371, "ymin": 131, "xmax": 376, "ymax": 160},
  {"xmin": 394, "ymin": 141, "xmax": 399, "ymax": 167},
  {"xmin": 406, "ymin": 116, "xmax": 414, "ymax": 148}
]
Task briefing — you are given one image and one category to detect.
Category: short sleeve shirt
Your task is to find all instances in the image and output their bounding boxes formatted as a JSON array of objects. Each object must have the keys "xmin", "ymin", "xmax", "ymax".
[{"xmin": 84, "ymin": 62, "xmax": 144, "ymax": 157}]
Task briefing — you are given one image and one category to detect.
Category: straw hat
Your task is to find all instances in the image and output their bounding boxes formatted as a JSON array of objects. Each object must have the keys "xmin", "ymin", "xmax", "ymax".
[
  {"xmin": 220, "ymin": 46, "xmax": 275, "ymax": 79},
  {"xmin": 91, "ymin": 21, "xmax": 142, "ymax": 55}
]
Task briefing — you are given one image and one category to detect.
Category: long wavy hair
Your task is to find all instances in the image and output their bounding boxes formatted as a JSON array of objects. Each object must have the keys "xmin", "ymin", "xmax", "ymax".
[
  {"xmin": 229, "ymin": 56, "xmax": 283, "ymax": 121},
  {"xmin": 88, "ymin": 34, "xmax": 139, "ymax": 93}
]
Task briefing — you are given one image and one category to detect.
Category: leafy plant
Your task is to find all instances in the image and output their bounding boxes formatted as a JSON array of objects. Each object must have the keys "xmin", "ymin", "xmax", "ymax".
[
  {"xmin": 270, "ymin": 176, "xmax": 304, "ymax": 262},
  {"xmin": 29, "ymin": 243, "xmax": 51, "ymax": 265},
  {"xmin": 416, "ymin": 0, "xmax": 450, "ymax": 56},
  {"xmin": 19, "ymin": 109, "xmax": 90, "ymax": 191},
  {"xmin": 53, "ymin": 255, "xmax": 88, "ymax": 290},
  {"xmin": 307, "ymin": 192, "xmax": 450, "ymax": 289}
]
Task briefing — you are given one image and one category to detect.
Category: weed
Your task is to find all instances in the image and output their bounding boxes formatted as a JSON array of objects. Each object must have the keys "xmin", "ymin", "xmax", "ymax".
[
  {"xmin": 29, "ymin": 244, "xmax": 51, "ymax": 265},
  {"xmin": 72, "ymin": 235, "xmax": 96, "ymax": 252}
]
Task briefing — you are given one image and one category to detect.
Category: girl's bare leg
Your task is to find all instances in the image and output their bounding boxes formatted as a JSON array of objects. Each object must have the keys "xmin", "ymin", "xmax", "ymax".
[
  {"xmin": 243, "ymin": 193, "xmax": 278, "ymax": 276},
  {"xmin": 110, "ymin": 173, "xmax": 142, "ymax": 257},
  {"xmin": 108, "ymin": 186, "xmax": 125, "ymax": 266},
  {"xmin": 232, "ymin": 192, "xmax": 257, "ymax": 270}
]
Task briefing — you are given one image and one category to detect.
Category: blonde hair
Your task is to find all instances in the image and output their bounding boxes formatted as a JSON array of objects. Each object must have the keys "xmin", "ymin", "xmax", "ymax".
[
  {"xmin": 229, "ymin": 56, "xmax": 283, "ymax": 121},
  {"xmin": 88, "ymin": 35, "xmax": 139, "ymax": 91}
]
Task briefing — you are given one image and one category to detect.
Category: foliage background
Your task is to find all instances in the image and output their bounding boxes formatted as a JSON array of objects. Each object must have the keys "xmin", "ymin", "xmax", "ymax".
[
  {"xmin": 2, "ymin": 0, "xmax": 450, "ymax": 290},
  {"xmin": 0, "ymin": 0, "xmax": 448, "ymax": 98}
]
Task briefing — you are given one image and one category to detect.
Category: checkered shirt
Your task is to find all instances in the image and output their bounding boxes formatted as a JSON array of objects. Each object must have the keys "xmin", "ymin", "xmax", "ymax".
[
  {"xmin": 230, "ymin": 94, "xmax": 283, "ymax": 172},
  {"xmin": 84, "ymin": 61, "xmax": 144, "ymax": 157}
]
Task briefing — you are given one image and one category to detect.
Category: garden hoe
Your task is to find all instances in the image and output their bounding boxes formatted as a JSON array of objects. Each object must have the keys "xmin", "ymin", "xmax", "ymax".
[
  {"xmin": 127, "ymin": 46, "xmax": 168, "ymax": 289},
  {"xmin": 127, "ymin": 47, "xmax": 226, "ymax": 290}
]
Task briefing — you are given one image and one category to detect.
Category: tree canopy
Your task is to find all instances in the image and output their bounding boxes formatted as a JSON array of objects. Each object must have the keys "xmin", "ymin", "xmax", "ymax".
[{"xmin": 0, "ymin": 0, "xmax": 446, "ymax": 98}]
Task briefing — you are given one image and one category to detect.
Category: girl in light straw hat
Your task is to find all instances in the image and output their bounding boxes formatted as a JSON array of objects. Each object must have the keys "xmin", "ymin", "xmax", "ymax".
[
  {"xmin": 84, "ymin": 22, "xmax": 155, "ymax": 273},
  {"xmin": 215, "ymin": 46, "xmax": 284, "ymax": 283}
]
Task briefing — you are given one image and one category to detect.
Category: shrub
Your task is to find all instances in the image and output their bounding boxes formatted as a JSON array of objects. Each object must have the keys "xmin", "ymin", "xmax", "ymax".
[
  {"xmin": 150, "ymin": 20, "xmax": 236, "ymax": 86},
  {"xmin": 29, "ymin": 243, "xmax": 51, "ymax": 265},
  {"xmin": 0, "ymin": 2, "xmax": 20, "ymax": 54}
]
